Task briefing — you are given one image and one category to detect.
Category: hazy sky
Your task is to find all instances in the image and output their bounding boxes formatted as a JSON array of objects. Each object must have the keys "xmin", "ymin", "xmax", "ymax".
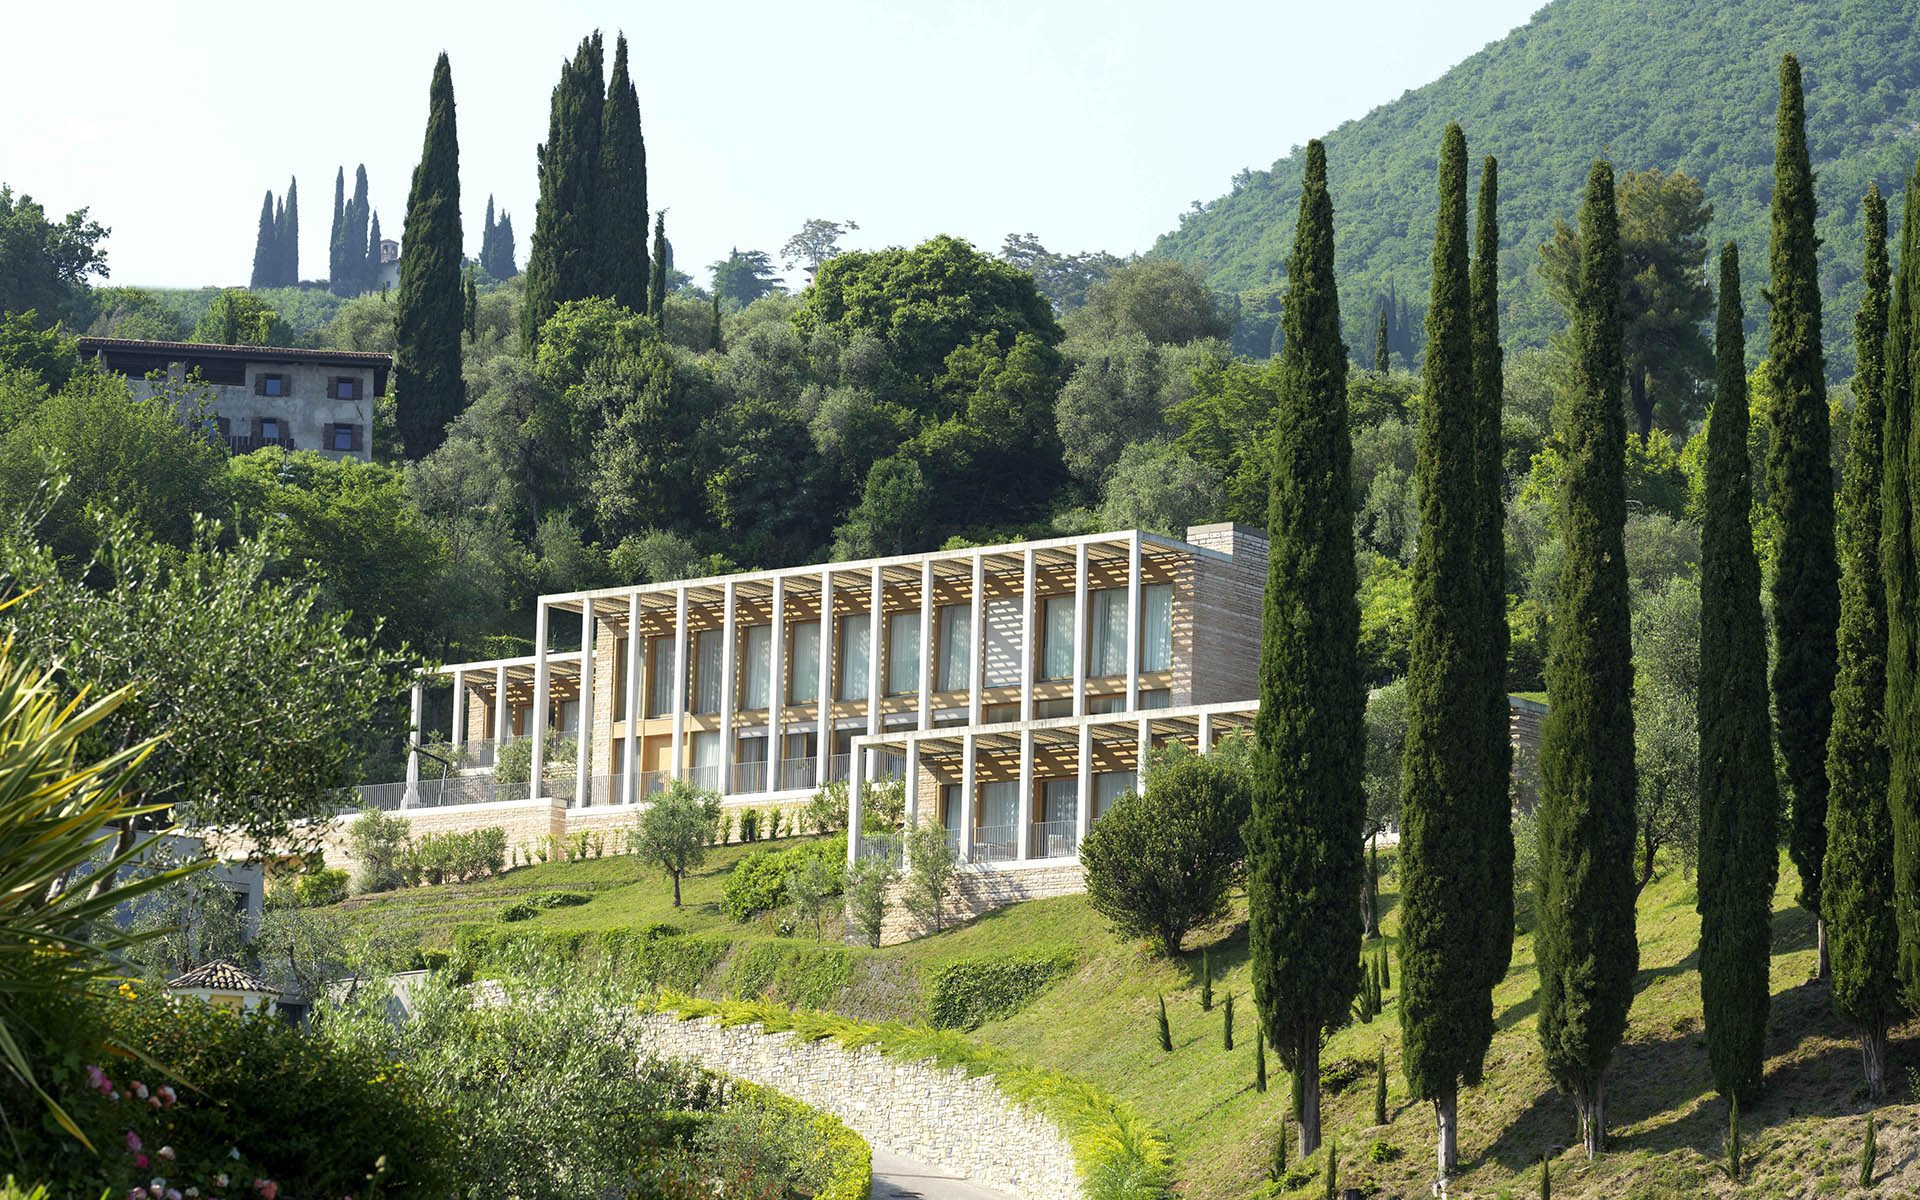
[{"xmin": 2, "ymin": 0, "xmax": 1543, "ymax": 289}]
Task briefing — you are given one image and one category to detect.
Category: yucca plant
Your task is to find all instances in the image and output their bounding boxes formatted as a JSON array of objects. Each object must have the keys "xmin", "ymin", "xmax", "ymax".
[{"xmin": 0, "ymin": 634, "xmax": 192, "ymax": 1146}]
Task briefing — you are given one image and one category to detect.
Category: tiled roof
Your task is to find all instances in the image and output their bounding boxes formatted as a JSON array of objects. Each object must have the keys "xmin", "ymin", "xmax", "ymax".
[
  {"xmin": 77, "ymin": 336, "xmax": 391, "ymax": 369},
  {"xmin": 167, "ymin": 959, "xmax": 279, "ymax": 994}
]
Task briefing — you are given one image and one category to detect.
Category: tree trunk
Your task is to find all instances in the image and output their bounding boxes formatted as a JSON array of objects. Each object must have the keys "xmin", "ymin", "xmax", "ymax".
[
  {"xmin": 1815, "ymin": 916, "xmax": 1830, "ymax": 979},
  {"xmin": 1573, "ymin": 1076, "xmax": 1606, "ymax": 1158},
  {"xmin": 1435, "ymin": 1084, "xmax": 1460, "ymax": 1181},
  {"xmin": 1362, "ymin": 834, "xmax": 1380, "ymax": 938},
  {"xmin": 1635, "ymin": 819, "xmax": 1657, "ymax": 895},
  {"xmin": 1295, "ymin": 1035, "xmax": 1323, "ymax": 1158},
  {"xmin": 1861, "ymin": 1021, "xmax": 1888, "ymax": 1100},
  {"xmin": 84, "ymin": 820, "xmax": 139, "ymax": 903},
  {"xmin": 672, "ymin": 872, "xmax": 682, "ymax": 907},
  {"xmin": 1629, "ymin": 369, "xmax": 1653, "ymax": 440}
]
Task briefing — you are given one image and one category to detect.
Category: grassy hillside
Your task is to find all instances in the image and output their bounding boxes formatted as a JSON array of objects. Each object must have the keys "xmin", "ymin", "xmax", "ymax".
[
  {"xmin": 1154, "ymin": 0, "xmax": 1920, "ymax": 378},
  {"xmin": 330, "ymin": 843, "xmax": 1919, "ymax": 1196}
]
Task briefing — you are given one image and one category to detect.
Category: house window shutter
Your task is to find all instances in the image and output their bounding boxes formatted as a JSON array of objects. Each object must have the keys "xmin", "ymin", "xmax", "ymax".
[
  {"xmin": 250, "ymin": 415, "xmax": 263, "ymax": 440},
  {"xmin": 350, "ymin": 423, "xmax": 364, "ymax": 452},
  {"xmin": 253, "ymin": 374, "xmax": 265, "ymax": 396},
  {"xmin": 216, "ymin": 416, "xmax": 230, "ymax": 438}
]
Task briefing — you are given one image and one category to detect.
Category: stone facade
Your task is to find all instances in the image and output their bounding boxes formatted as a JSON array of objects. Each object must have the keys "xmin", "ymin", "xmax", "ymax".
[
  {"xmin": 634, "ymin": 1013, "xmax": 1081, "ymax": 1200},
  {"xmin": 320, "ymin": 797, "xmax": 566, "ymax": 872},
  {"xmin": 876, "ymin": 861, "xmax": 1086, "ymax": 946}
]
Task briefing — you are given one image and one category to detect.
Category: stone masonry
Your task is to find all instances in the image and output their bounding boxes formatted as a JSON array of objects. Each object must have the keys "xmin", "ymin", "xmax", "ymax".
[
  {"xmin": 875, "ymin": 861, "xmax": 1086, "ymax": 945},
  {"xmin": 634, "ymin": 1013, "xmax": 1081, "ymax": 1200}
]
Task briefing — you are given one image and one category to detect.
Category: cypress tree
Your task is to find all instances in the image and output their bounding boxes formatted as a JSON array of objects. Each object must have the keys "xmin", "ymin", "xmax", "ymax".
[
  {"xmin": 494, "ymin": 211, "xmax": 517, "ymax": 280},
  {"xmin": 522, "ymin": 32, "xmax": 605, "ymax": 346},
  {"xmin": 1374, "ymin": 1042, "xmax": 1388, "ymax": 1124},
  {"xmin": 1861, "ymin": 1114, "xmax": 1877, "ymax": 1186},
  {"xmin": 1256, "ymin": 1026, "xmax": 1268, "ymax": 1093},
  {"xmin": 1364, "ymin": 835, "xmax": 1380, "ymax": 937},
  {"xmin": 1156, "ymin": 994, "xmax": 1172, "ymax": 1052},
  {"xmin": 599, "ymin": 32, "xmax": 649, "ymax": 312},
  {"xmin": 367, "ymin": 210, "xmax": 383, "ymax": 291},
  {"xmin": 249, "ymin": 190, "xmax": 275, "ymax": 290},
  {"xmin": 1822, "ymin": 186, "xmax": 1899, "ymax": 1098},
  {"xmin": 1471, "ymin": 154, "xmax": 1515, "ymax": 996},
  {"xmin": 1698, "ymin": 242, "xmax": 1779, "ymax": 1104},
  {"xmin": 271, "ymin": 194, "xmax": 286, "ymax": 285},
  {"xmin": 649, "ymin": 210, "xmax": 670, "ymax": 317},
  {"xmin": 1398, "ymin": 124, "xmax": 1504, "ymax": 1183},
  {"xmin": 1224, "ymin": 991, "xmax": 1236, "ymax": 1050},
  {"xmin": 349, "ymin": 166, "xmax": 372, "ymax": 293},
  {"xmin": 329, "ymin": 167, "xmax": 347, "ymax": 293},
  {"xmin": 1765, "ymin": 55, "xmax": 1840, "ymax": 973},
  {"xmin": 1247, "ymin": 139, "xmax": 1364, "ymax": 1161},
  {"xmin": 1889, "ymin": 155, "xmax": 1920, "ymax": 1009},
  {"xmin": 481, "ymin": 194, "xmax": 496, "ymax": 277},
  {"xmin": 464, "ymin": 272, "xmax": 479, "ymax": 344},
  {"xmin": 1376, "ymin": 305, "xmax": 1391, "ymax": 374},
  {"xmin": 282, "ymin": 176, "xmax": 299, "ymax": 285},
  {"xmin": 394, "ymin": 52, "xmax": 466, "ymax": 456},
  {"xmin": 1534, "ymin": 160, "xmax": 1638, "ymax": 1158},
  {"xmin": 710, "ymin": 293, "xmax": 724, "ymax": 352}
]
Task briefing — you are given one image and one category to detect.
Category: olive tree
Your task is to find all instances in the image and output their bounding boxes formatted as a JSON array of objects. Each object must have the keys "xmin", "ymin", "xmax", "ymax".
[{"xmin": 635, "ymin": 780, "xmax": 722, "ymax": 907}]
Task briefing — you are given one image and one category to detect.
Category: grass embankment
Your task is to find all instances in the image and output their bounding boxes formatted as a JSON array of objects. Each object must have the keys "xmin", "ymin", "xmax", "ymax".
[{"xmin": 331, "ymin": 845, "xmax": 1920, "ymax": 1198}]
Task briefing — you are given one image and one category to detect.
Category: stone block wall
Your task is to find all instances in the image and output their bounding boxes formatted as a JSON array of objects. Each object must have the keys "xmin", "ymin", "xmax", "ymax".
[
  {"xmin": 320, "ymin": 798, "xmax": 566, "ymax": 873},
  {"xmin": 634, "ymin": 1013, "xmax": 1081, "ymax": 1200},
  {"xmin": 876, "ymin": 861, "xmax": 1086, "ymax": 945}
]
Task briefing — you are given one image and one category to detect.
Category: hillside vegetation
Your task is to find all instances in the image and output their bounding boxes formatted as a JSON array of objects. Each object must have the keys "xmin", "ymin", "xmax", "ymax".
[
  {"xmin": 330, "ymin": 847, "xmax": 1920, "ymax": 1197},
  {"xmin": 1154, "ymin": 0, "xmax": 1920, "ymax": 378}
]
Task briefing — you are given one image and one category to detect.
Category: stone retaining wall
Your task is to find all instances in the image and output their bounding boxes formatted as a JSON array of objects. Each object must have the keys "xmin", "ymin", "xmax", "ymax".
[
  {"xmin": 635, "ymin": 1012, "xmax": 1080, "ymax": 1200},
  {"xmin": 877, "ymin": 861, "xmax": 1086, "ymax": 945}
]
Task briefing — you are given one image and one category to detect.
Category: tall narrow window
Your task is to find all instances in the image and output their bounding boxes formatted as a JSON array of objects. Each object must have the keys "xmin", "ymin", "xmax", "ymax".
[
  {"xmin": 1089, "ymin": 588, "xmax": 1128, "ymax": 676},
  {"xmin": 1042, "ymin": 596, "xmax": 1075, "ymax": 680},
  {"xmin": 692, "ymin": 629, "xmax": 723, "ymax": 714},
  {"xmin": 648, "ymin": 637, "xmax": 676, "ymax": 717},
  {"xmin": 690, "ymin": 731, "xmax": 721, "ymax": 791},
  {"xmin": 887, "ymin": 611, "xmax": 919, "ymax": 696},
  {"xmin": 936, "ymin": 603, "xmax": 971, "ymax": 691},
  {"xmin": 612, "ymin": 637, "xmax": 629, "ymax": 722},
  {"xmin": 789, "ymin": 621, "xmax": 820, "ymax": 703},
  {"xmin": 1140, "ymin": 583, "xmax": 1173, "ymax": 672},
  {"xmin": 1094, "ymin": 771, "xmax": 1135, "ymax": 818},
  {"xmin": 837, "ymin": 614, "xmax": 869, "ymax": 702},
  {"xmin": 741, "ymin": 624, "xmax": 771, "ymax": 709}
]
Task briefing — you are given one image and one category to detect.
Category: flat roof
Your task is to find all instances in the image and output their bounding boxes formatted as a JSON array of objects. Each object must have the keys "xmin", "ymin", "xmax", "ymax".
[{"xmin": 78, "ymin": 336, "xmax": 392, "ymax": 393}]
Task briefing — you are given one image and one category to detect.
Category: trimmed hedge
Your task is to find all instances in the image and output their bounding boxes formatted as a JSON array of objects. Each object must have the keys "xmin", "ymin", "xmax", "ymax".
[
  {"xmin": 726, "ymin": 1080, "xmax": 871, "ymax": 1200},
  {"xmin": 924, "ymin": 951, "xmax": 1078, "ymax": 1030},
  {"xmin": 648, "ymin": 992, "xmax": 1174, "ymax": 1200},
  {"xmin": 721, "ymin": 943, "xmax": 855, "ymax": 1010},
  {"xmin": 721, "ymin": 834, "xmax": 848, "ymax": 922},
  {"xmin": 499, "ymin": 890, "xmax": 593, "ymax": 922}
]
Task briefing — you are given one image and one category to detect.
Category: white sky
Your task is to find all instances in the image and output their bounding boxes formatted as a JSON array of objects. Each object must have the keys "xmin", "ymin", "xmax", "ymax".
[{"xmin": 1, "ymin": 0, "xmax": 1543, "ymax": 289}]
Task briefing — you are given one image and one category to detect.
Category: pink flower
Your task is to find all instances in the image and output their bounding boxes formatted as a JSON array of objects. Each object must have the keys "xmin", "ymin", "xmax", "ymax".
[
  {"xmin": 253, "ymin": 1181, "xmax": 278, "ymax": 1200},
  {"xmin": 132, "ymin": 1081, "xmax": 150, "ymax": 1100},
  {"xmin": 125, "ymin": 1130, "xmax": 143, "ymax": 1154},
  {"xmin": 134, "ymin": 1155, "xmax": 148, "ymax": 1170},
  {"xmin": 156, "ymin": 1085, "xmax": 177, "ymax": 1106},
  {"xmin": 213, "ymin": 1176, "xmax": 229, "ymax": 1189},
  {"xmin": 86, "ymin": 1064, "xmax": 110, "ymax": 1092},
  {"xmin": 128, "ymin": 1189, "xmax": 148, "ymax": 1200}
]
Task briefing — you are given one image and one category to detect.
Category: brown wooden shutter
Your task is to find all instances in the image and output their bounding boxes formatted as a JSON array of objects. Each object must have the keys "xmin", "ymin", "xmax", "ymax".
[
  {"xmin": 250, "ymin": 415, "xmax": 263, "ymax": 440},
  {"xmin": 253, "ymin": 374, "xmax": 265, "ymax": 396},
  {"xmin": 350, "ymin": 423, "xmax": 364, "ymax": 452}
]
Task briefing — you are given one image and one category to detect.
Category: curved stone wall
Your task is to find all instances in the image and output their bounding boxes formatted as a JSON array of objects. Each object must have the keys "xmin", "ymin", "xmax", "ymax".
[{"xmin": 634, "ymin": 1012, "xmax": 1080, "ymax": 1200}]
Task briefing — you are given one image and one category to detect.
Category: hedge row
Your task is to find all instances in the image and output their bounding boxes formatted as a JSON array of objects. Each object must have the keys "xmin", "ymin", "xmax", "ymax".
[
  {"xmin": 923, "ymin": 951, "xmax": 1078, "ymax": 1030},
  {"xmin": 648, "ymin": 992, "xmax": 1174, "ymax": 1200},
  {"xmin": 499, "ymin": 890, "xmax": 593, "ymax": 922}
]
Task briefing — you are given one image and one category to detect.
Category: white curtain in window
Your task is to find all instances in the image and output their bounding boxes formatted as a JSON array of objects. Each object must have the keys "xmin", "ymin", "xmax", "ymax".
[
  {"xmin": 979, "ymin": 781, "xmax": 1017, "ymax": 833},
  {"xmin": 649, "ymin": 639, "xmax": 676, "ymax": 716},
  {"xmin": 1042, "ymin": 596, "xmax": 1075, "ymax": 680},
  {"xmin": 1042, "ymin": 778, "xmax": 1078, "ymax": 826},
  {"xmin": 1094, "ymin": 771, "xmax": 1134, "ymax": 818},
  {"xmin": 1140, "ymin": 583, "xmax": 1173, "ymax": 672},
  {"xmin": 693, "ymin": 630, "xmax": 723, "ymax": 714},
  {"xmin": 838, "ymin": 614, "xmax": 869, "ymax": 701},
  {"xmin": 741, "ymin": 625, "xmax": 771, "ymax": 708},
  {"xmin": 887, "ymin": 612, "xmax": 919, "ymax": 695},
  {"xmin": 936, "ymin": 604, "xmax": 971, "ymax": 691},
  {"xmin": 789, "ymin": 622, "xmax": 820, "ymax": 702},
  {"xmin": 1090, "ymin": 588, "xmax": 1128, "ymax": 676}
]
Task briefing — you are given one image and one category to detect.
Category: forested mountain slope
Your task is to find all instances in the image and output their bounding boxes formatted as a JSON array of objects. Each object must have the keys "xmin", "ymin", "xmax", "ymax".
[{"xmin": 1154, "ymin": 0, "xmax": 1920, "ymax": 376}]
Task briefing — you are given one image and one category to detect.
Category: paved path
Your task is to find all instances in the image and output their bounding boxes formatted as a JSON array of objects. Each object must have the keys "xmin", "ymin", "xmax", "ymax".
[{"xmin": 869, "ymin": 1148, "xmax": 1018, "ymax": 1200}]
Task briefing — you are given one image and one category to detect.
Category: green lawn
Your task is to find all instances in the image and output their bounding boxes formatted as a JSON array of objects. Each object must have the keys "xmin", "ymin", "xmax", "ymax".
[{"xmin": 331, "ymin": 843, "xmax": 1920, "ymax": 1198}]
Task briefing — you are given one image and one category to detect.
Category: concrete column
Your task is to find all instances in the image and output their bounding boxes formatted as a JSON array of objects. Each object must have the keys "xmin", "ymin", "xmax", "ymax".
[
  {"xmin": 1076, "ymin": 722, "xmax": 1094, "ymax": 844},
  {"xmin": 530, "ymin": 601, "xmax": 551, "ymax": 795},
  {"xmin": 1136, "ymin": 717, "xmax": 1151, "ymax": 795},
  {"xmin": 867, "ymin": 566, "xmax": 884, "ymax": 783},
  {"xmin": 846, "ymin": 742, "xmax": 865, "ymax": 868},
  {"xmin": 719, "ymin": 581, "xmax": 737, "ymax": 796},
  {"xmin": 1016, "ymin": 729, "xmax": 1034, "ymax": 860},
  {"xmin": 449, "ymin": 670, "xmax": 466, "ymax": 752},
  {"xmin": 492, "ymin": 664, "xmax": 509, "ymax": 748},
  {"xmin": 1020, "ymin": 548, "xmax": 1036, "ymax": 722},
  {"xmin": 904, "ymin": 738, "xmax": 921, "ymax": 830},
  {"xmin": 574, "ymin": 597, "xmax": 595, "ymax": 808},
  {"xmin": 967, "ymin": 553, "xmax": 985, "ymax": 724},
  {"xmin": 1125, "ymin": 532, "xmax": 1142, "ymax": 712},
  {"xmin": 817, "ymin": 569, "xmax": 834, "ymax": 787},
  {"xmin": 1071, "ymin": 543, "xmax": 1088, "ymax": 717},
  {"xmin": 959, "ymin": 732, "xmax": 977, "ymax": 863},
  {"xmin": 1198, "ymin": 710, "xmax": 1213, "ymax": 755},
  {"xmin": 917, "ymin": 560, "xmax": 933, "ymax": 730},
  {"xmin": 767, "ymin": 577, "xmax": 785, "ymax": 797},
  {"xmin": 670, "ymin": 588, "xmax": 688, "ymax": 781},
  {"xmin": 403, "ymin": 681, "xmax": 423, "ymax": 807},
  {"xmin": 623, "ymin": 593, "xmax": 641, "ymax": 804}
]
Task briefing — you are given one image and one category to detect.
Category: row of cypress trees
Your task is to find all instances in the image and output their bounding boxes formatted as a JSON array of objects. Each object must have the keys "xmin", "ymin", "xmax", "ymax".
[
  {"xmin": 247, "ymin": 178, "xmax": 298, "ymax": 290},
  {"xmin": 521, "ymin": 30, "xmax": 651, "ymax": 347},
  {"xmin": 479, "ymin": 195, "xmax": 518, "ymax": 281},
  {"xmin": 326, "ymin": 165, "xmax": 384, "ymax": 297}
]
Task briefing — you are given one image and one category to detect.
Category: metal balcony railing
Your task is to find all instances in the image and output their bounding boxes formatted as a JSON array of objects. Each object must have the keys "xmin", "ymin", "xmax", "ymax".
[
  {"xmin": 731, "ymin": 760, "xmax": 768, "ymax": 794},
  {"xmin": 970, "ymin": 824, "xmax": 1016, "ymax": 865},
  {"xmin": 829, "ymin": 754, "xmax": 851, "ymax": 783},
  {"xmin": 686, "ymin": 764, "xmax": 721, "ymax": 793},
  {"xmin": 1030, "ymin": 818, "xmax": 1079, "ymax": 860},
  {"xmin": 779, "ymin": 757, "xmax": 816, "ymax": 790}
]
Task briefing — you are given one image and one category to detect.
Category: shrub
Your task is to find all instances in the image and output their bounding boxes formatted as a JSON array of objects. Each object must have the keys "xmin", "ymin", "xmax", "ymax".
[
  {"xmin": 902, "ymin": 818, "xmax": 959, "ymax": 933},
  {"xmin": 922, "ymin": 952, "xmax": 1077, "ymax": 1030},
  {"xmin": 347, "ymin": 805, "xmax": 412, "ymax": 893},
  {"xmin": 493, "ymin": 733, "xmax": 577, "ymax": 788},
  {"xmin": 712, "ymin": 1080, "xmax": 870, "ymax": 1200},
  {"xmin": 845, "ymin": 854, "xmax": 898, "ymax": 948},
  {"xmin": 1078, "ymin": 755, "xmax": 1249, "ymax": 955},
  {"xmin": 807, "ymin": 780, "xmax": 849, "ymax": 833},
  {"xmin": 500, "ymin": 890, "xmax": 593, "ymax": 922},
  {"xmin": 290, "ymin": 866, "xmax": 349, "ymax": 907},
  {"xmin": 739, "ymin": 809, "xmax": 759, "ymax": 842},
  {"xmin": 406, "ymin": 826, "xmax": 510, "ymax": 884},
  {"xmin": 721, "ymin": 835, "xmax": 847, "ymax": 923}
]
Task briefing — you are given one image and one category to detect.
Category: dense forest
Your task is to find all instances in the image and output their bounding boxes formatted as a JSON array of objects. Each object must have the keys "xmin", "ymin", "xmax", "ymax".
[{"xmin": 1154, "ymin": 0, "xmax": 1920, "ymax": 379}]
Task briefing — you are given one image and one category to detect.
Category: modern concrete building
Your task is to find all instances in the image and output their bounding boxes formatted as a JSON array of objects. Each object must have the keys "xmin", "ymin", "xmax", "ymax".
[
  {"xmin": 77, "ymin": 336, "xmax": 388, "ymax": 462},
  {"xmin": 380, "ymin": 524, "xmax": 1270, "ymax": 873}
]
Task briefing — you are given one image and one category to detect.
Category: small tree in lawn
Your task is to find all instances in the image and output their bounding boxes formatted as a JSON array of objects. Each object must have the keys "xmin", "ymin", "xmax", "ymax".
[
  {"xmin": 788, "ymin": 852, "xmax": 836, "ymax": 939},
  {"xmin": 635, "ymin": 779, "xmax": 721, "ymax": 907},
  {"xmin": 1080, "ymin": 755, "xmax": 1251, "ymax": 956},
  {"xmin": 349, "ymin": 807, "xmax": 413, "ymax": 894},
  {"xmin": 846, "ymin": 854, "xmax": 897, "ymax": 948},
  {"xmin": 903, "ymin": 817, "xmax": 958, "ymax": 934}
]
